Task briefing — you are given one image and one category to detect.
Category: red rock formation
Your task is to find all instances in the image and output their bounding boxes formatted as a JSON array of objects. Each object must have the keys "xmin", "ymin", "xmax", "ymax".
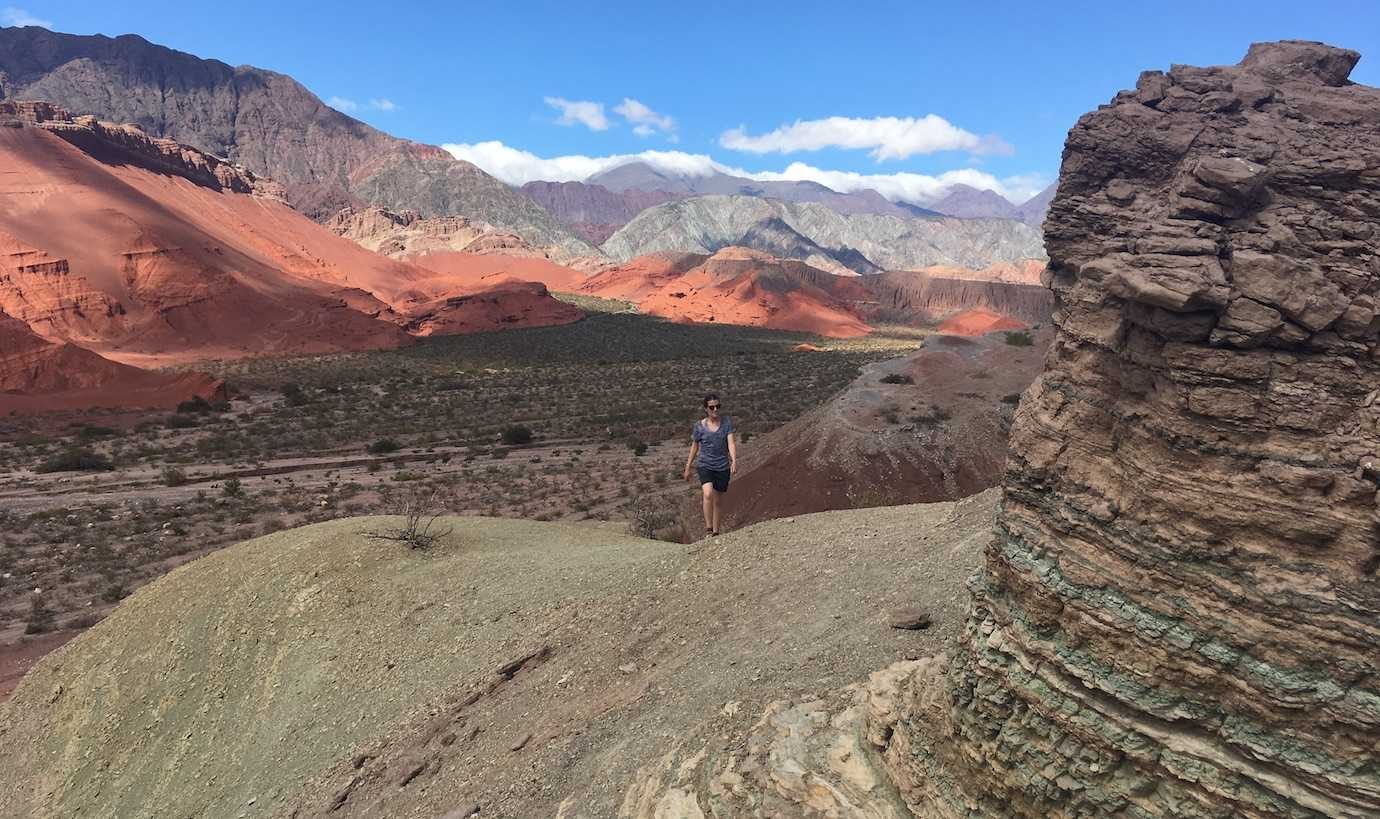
[
  {"xmin": 403, "ymin": 281, "xmax": 583, "ymax": 337},
  {"xmin": 898, "ymin": 40, "xmax": 1380, "ymax": 818},
  {"xmin": 0, "ymin": 307, "xmax": 221, "ymax": 414},
  {"xmin": 0, "ymin": 105, "xmax": 586, "ymax": 374},
  {"xmin": 587, "ymin": 247, "xmax": 872, "ymax": 337}
]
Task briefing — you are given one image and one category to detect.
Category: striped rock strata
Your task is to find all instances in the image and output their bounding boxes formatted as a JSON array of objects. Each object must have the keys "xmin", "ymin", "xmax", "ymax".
[{"xmin": 929, "ymin": 39, "xmax": 1380, "ymax": 819}]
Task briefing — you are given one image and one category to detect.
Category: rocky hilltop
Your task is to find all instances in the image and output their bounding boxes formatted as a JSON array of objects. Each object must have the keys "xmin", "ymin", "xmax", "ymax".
[
  {"xmin": 0, "ymin": 27, "xmax": 593, "ymax": 257},
  {"xmin": 603, "ymin": 194, "xmax": 1047, "ymax": 271}
]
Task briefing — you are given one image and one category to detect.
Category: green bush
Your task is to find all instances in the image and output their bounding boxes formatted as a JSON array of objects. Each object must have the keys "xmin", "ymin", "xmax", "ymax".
[
  {"xmin": 628, "ymin": 439, "xmax": 649, "ymax": 457},
  {"xmin": 176, "ymin": 396, "xmax": 214, "ymax": 414},
  {"xmin": 36, "ymin": 448, "xmax": 114, "ymax": 473},
  {"xmin": 161, "ymin": 466, "xmax": 189, "ymax": 486},
  {"xmin": 282, "ymin": 383, "xmax": 309, "ymax": 406},
  {"xmin": 166, "ymin": 414, "xmax": 199, "ymax": 429},
  {"xmin": 1003, "ymin": 330, "xmax": 1034, "ymax": 347},
  {"xmin": 1001, "ymin": 393, "xmax": 1022, "ymax": 405},
  {"xmin": 500, "ymin": 425, "xmax": 533, "ymax": 446},
  {"xmin": 222, "ymin": 477, "xmax": 244, "ymax": 498},
  {"xmin": 880, "ymin": 373, "xmax": 914, "ymax": 385},
  {"xmin": 367, "ymin": 438, "xmax": 401, "ymax": 455}
]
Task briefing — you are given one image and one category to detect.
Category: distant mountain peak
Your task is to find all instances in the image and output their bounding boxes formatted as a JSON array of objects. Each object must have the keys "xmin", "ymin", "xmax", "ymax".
[{"xmin": 929, "ymin": 184, "xmax": 1019, "ymax": 219}]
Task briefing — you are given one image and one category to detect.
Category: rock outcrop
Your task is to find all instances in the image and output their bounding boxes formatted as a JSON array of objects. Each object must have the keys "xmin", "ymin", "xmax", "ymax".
[
  {"xmin": 928, "ymin": 40, "xmax": 1380, "ymax": 818},
  {"xmin": 326, "ymin": 205, "xmax": 544, "ymax": 259}
]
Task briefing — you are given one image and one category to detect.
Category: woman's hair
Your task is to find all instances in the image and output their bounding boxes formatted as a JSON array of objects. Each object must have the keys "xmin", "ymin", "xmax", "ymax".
[{"xmin": 702, "ymin": 393, "xmax": 720, "ymax": 408}]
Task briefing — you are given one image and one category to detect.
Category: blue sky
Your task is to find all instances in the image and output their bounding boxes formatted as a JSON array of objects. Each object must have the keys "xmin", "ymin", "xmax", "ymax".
[{"xmin": 7, "ymin": 1, "xmax": 1379, "ymax": 204}]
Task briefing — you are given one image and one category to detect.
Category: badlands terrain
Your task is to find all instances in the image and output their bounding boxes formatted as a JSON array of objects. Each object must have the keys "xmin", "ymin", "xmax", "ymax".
[{"xmin": 8, "ymin": 17, "xmax": 1374, "ymax": 819}]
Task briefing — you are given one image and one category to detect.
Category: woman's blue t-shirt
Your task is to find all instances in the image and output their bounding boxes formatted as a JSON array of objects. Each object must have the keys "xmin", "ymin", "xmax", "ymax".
[{"xmin": 693, "ymin": 416, "xmax": 733, "ymax": 470}]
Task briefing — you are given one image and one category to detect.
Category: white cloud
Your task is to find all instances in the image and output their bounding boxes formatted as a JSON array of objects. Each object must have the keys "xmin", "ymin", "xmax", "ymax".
[
  {"xmin": 1, "ymin": 6, "xmax": 52, "ymax": 27},
  {"xmin": 328, "ymin": 96, "xmax": 399, "ymax": 114},
  {"xmin": 544, "ymin": 96, "xmax": 610, "ymax": 131},
  {"xmin": 615, "ymin": 98, "xmax": 676, "ymax": 137},
  {"xmin": 748, "ymin": 162, "xmax": 1049, "ymax": 206},
  {"xmin": 443, "ymin": 140, "xmax": 1048, "ymax": 205},
  {"xmin": 721, "ymin": 115, "xmax": 1013, "ymax": 160},
  {"xmin": 442, "ymin": 141, "xmax": 728, "ymax": 186}
]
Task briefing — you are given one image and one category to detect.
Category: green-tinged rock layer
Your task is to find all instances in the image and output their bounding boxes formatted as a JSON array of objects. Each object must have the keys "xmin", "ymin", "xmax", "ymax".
[{"xmin": 921, "ymin": 40, "xmax": 1380, "ymax": 818}]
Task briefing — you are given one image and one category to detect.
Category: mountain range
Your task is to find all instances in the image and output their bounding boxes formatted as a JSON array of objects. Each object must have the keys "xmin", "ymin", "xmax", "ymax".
[
  {"xmin": 0, "ymin": 26, "xmax": 595, "ymax": 258},
  {"xmin": 0, "ymin": 26, "xmax": 1052, "ymax": 271},
  {"xmin": 601, "ymin": 195, "xmax": 1046, "ymax": 272}
]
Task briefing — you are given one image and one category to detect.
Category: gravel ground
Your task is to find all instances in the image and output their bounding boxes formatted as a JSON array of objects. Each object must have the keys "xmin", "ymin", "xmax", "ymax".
[{"xmin": 0, "ymin": 489, "xmax": 997, "ymax": 818}]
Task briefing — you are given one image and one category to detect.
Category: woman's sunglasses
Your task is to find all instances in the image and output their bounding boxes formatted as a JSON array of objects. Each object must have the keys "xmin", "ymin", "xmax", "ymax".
[{"xmin": 706, "ymin": 404, "xmax": 721, "ymax": 410}]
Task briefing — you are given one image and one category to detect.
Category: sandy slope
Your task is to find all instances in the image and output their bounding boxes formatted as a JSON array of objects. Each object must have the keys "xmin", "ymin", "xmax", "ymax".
[{"xmin": 0, "ymin": 493, "xmax": 995, "ymax": 818}]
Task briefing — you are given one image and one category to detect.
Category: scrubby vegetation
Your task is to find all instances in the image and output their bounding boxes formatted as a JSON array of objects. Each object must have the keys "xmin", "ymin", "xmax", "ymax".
[
  {"xmin": 0, "ymin": 313, "xmax": 917, "ymax": 646},
  {"xmin": 1004, "ymin": 330, "xmax": 1034, "ymax": 347}
]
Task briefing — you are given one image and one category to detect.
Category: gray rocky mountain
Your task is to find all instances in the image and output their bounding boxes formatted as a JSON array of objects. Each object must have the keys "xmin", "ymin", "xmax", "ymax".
[
  {"xmin": 736, "ymin": 217, "xmax": 881, "ymax": 275},
  {"xmin": 928, "ymin": 183, "xmax": 1020, "ymax": 219},
  {"xmin": 1012, "ymin": 182, "xmax": 1056, "ymax": 226},
  {"xmin": 0, "ymin": 26, "xmax": 594, "ymax": 258},
  {"xmin": 602, "ymin": 195, "xmax": 1046, "ymax": 271},
  {"xmin": 587, "ymin": 161, "xmax": 914, "ymax": 217},
  {"xmin": 518, "ymin": 181, "xmax": 681, "ymax": 246}
]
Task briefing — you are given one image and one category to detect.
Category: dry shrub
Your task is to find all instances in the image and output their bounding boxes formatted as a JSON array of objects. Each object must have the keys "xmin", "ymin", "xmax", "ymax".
[{"xmin": 370, "ymin": 484, "xmax": 455, "ymax": 550}]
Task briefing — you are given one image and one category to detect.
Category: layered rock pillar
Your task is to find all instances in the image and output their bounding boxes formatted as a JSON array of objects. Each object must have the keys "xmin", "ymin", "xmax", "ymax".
[{"xmin": 942, "ymin": 41, "xmax": 1380, "ymax": 818}]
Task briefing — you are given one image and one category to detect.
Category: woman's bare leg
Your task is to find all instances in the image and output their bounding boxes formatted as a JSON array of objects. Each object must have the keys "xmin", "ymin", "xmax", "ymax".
[
  {"xmin": 701, "ymin": 483, "xmax": 714, "ymax": 532},
  {"xmin": 711, "ymin": 491, "xmax": 722, "ymax": 534}
]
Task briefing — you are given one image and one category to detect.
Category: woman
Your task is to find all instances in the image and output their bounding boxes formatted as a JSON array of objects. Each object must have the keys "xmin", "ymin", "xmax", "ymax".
[{"xmin": 683, "ymin": 393, "xmax": 737, "ymax": 537}]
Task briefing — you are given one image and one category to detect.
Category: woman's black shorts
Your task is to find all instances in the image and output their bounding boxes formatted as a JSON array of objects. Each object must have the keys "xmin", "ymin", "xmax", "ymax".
[{"xmin": 697, "ymin": 467, "xmax": 731, "ymax": 493}]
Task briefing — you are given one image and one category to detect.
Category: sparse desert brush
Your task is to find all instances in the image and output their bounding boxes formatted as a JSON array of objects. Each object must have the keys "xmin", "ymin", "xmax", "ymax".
[
  {"xmin": 367, "ymin": 438, "xmax": 401, "ymax": 455},
  {"xmin": 911, "ymin": 405, "xmax": 953, "ymax": 427},
  {"xmin": 500, "ymin": 425, "xmax": 533, "ymax": 445},
  {"xmin": 880, "ymin": 373, "xmax": 915, "ymax": 385},
  {"xmin": 1001, "ymin": 393, "xmax": 1022, "ymax": 405},
  {"xmin": 37, "ymin": 448, "xmax": 114, "ymax": 473},
  {"xmin": 1004, "ymin": 330, "xmax": 1034, "ymax": 347},
  {"xmin": 161, "ymin": 466, "xmax": 189, "ymax": 486}
]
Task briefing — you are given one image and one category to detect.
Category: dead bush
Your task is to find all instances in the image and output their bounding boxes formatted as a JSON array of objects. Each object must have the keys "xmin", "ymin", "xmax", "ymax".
[{"xmin": 370, "ymin": 484, "xmax": 455, "ymax": 550}]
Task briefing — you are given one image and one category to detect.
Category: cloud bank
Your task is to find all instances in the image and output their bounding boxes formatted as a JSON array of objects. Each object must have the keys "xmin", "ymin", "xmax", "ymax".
[
  {"xmin": 721, "ymin": 115, "xmax": 1012, "ymax": 160},
  {"xmin": 443, "ymin": 141, "xmax": 1047, "ymax": 205},
  {"xmin": 544, "ymin": 97, "xmax": 609, "ymax": 131},
  {"xmin": 443, "ymin": 141, "xmax": 727, "ymax": 185},
  {"xmin": 1, "ymin": 6, "xmax": 51, "ymax": 27}
]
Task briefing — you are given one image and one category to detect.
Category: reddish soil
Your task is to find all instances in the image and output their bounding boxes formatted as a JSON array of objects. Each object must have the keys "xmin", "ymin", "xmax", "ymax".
[
  {"xmin": 404, "ymin": 280, "xmax": 584, "ymax": 336},
  {"xmin": 0, "ymin": 308, "xmax": 221, "ymax": 414},
  {"xmin": 936, "ymin": 307, "xmax": 1028, "ymax": 336},
  {"xmin": 406, "ymin": 251, "xmax": 591, "ymax": 293},
  {"xmin": 0, "ymin": 631, "xmax": 76, "ymax": 700},
  {"xmin": 583, "ymin": 248, "xmax": 872, "ymax": 337},
  {"xmin": 0, "ymin": 124, "xmax": 584, "ymax": 372}
]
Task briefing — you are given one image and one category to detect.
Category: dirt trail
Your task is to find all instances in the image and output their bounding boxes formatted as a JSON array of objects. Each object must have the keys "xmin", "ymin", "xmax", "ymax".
[{"xmin": 0, "ymin": 491, "xmax": 996, "ymax": 818}]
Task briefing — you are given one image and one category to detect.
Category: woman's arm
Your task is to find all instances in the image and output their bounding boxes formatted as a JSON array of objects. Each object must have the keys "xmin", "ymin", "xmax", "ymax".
[
  {"xmin": 683, "ymin": 439, "xmax": 700, "ymax": 480},
  {"xmin": 728, "ymin": 432, "xmax": 738, "ymax": 474}
]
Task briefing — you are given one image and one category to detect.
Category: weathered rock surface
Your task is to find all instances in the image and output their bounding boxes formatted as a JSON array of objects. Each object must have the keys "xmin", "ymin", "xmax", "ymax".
[
  {"xmin": 0, "ymin": 27, "xmax": 593, "ymax": 257},
  {"xmin": 326, "ymin": 205, "xmax": 544, "ymax": 259},
  {"xmin": 929, "ymin": 42, "xmax": 1380, "ymax": 817}
]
